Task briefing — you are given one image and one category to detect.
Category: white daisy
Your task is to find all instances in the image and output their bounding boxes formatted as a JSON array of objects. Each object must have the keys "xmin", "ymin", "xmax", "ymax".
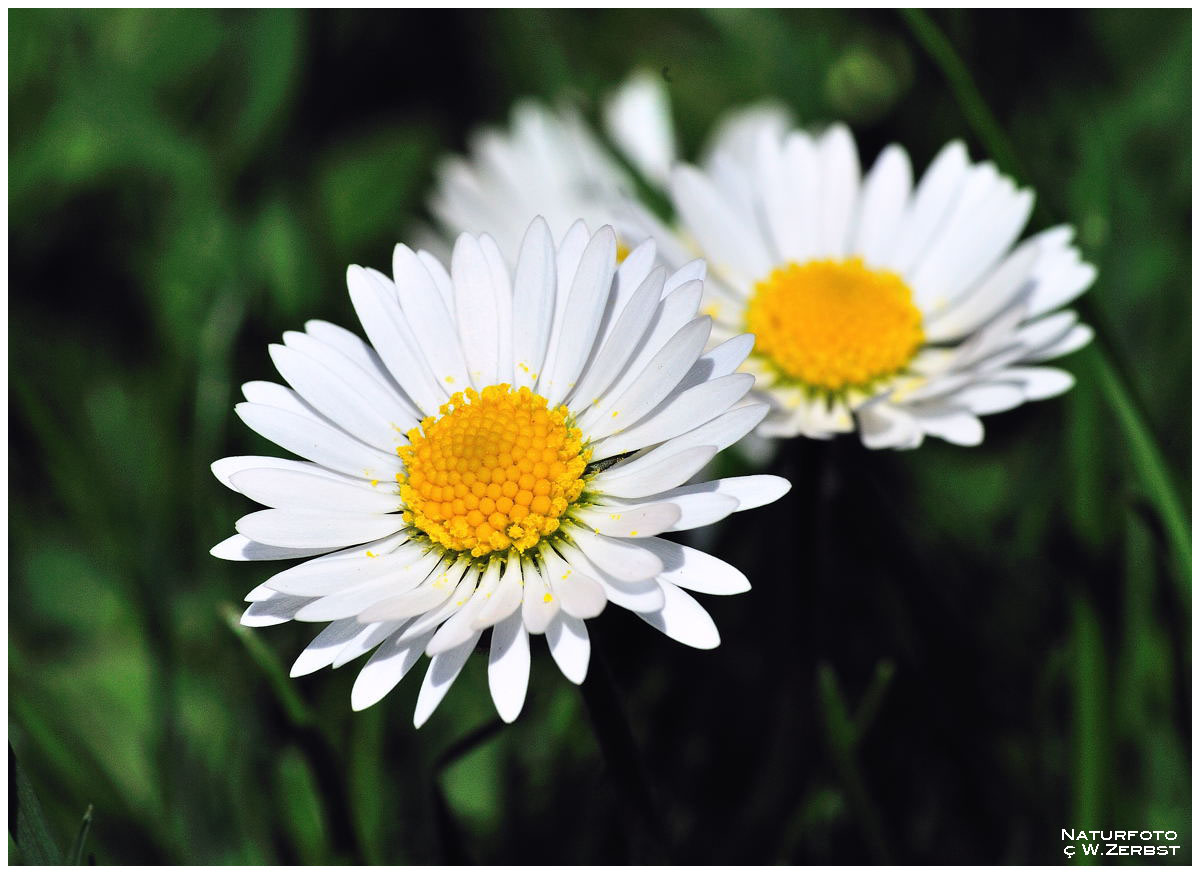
[
  {"xmin": 661, "ymin": 123, "xmax": 1098, "ymax": 448},
  {"xmin": 211, "ymin": 217, "xmax": 789, "ymax": 727}
]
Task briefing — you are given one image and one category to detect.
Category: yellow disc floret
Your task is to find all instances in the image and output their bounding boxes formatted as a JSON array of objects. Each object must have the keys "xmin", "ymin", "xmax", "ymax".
[
  {"xmin": 397, "ymin": 384, "xmax": 590, "ymax": 558},
  {"xmin": 745, "ymin": 257, "xmax": 925, "ymax": 393}
]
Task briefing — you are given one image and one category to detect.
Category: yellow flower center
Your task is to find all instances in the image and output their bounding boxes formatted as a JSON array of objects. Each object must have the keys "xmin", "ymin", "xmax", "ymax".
[
  {"xmin": 745, "ymin": 257, "xmax": 925, "ymax": 393},
  {"xmin": 397, "ymin": 384, "xmax": 589, "ymax": 558}
]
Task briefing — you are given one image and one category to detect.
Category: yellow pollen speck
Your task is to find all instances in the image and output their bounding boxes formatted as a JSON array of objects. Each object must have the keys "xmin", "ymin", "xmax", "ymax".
[
  {"xmin": 370, "ymin": 479, "xmax": 379, "ymax": 487},
  {"xmin": 746, "ymin": 257, "xmax": 924, "ymax": 393},
  {"xmin": 611, "ymin": 410, "xmax": 619, "ymax": 418},
  {"xmin": 396, "ymin": 383, "xmax": 590, "ymax": 558},
  {"xmin": 365, "ymin": 550, "xmax": 377, "ymax": 558},
  {"xmin": 702, "ymin": 303, "xmax": 722, "ymax": 319},
  {"xmin": 629, "ymin": 530, "xmax": 638, "ymax": 536},
  {"xmin": 444, "ymin": 375, "xmax": 455, "ymax": 384},
  {"xmin": 543, "ymin": 592, "xmax": 553, "ymax": 603},
  {"xmin": 609, "ymin": 513, "xmax": 621, "ymax": 520}
]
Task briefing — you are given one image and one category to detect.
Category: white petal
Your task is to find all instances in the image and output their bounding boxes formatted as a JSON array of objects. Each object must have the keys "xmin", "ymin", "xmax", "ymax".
[
  {"xmin": 592, "ymin": 445, "xmax": 717, "ymax": 499},
  {"xmin": 286, "ymin": 554, "xmax": 441, "ymax": 617},
  {"xmin": 577, "ymin": 281, "xmax": 705, "ymax": 434},
  {"xmin": 413, "ymin": 633, "xmax": 480, "ymax": 728},
  {"xmin": 1027, "ymin": 324, "xmax": 1093, "ymax": 362},
  {"xmin": 567, "ymin": 266, "xmax": 666, "ymax": 412},
  {"xmin": 858, "ymin": 402, "xmax": 923, "ymax": 450},
  {"xmin": 589, "ymin": 375, "xmax": 757, "ymax": 459},
  {"xmin": 583, "ymin": 317, "xmax": 712, "ymax": 440},
  {"xmin": 538, "ymin": 226, "xmax": 618, "ymax": 406},
  {"xmin": 269, "ymin": 343, "xmax": 400, "ymax": 451},
  {"xmin": 235, "ymin": 402, "xmax": 401, "ymax": 480},
  {"xmin": 546, "ymin": 613, "xmax": 590, "ymax": 684},
  {"xmin": 229, "ymin": 468, "xmax": 401, "ymax": 514},
  {"xmin": 346, "ymin": 265, "xmax": 445, "ymax": 416},
  {"xmin": 540, "ymin": 548, "xmax": 607, "ymax": 619},
  {"xmin": 260, "ymin": 537, "xmax": 420, "ymax": 595},
  {"xmin": 854, "ymin": 144, "xmax": 913, "ymax": 266},
  {"xmin": 292, "ymin": 619, "xmax": 367, "ymax": 677},
  {"xmin": 212, "ymin": 532, "xmax": 330, "ymax": 562},
  {"xmin": 356, "ymin": 559, "xmax": 461, "ymax": 622},
  {"xmin": 671, "ymin": 165, "xmax": 772, "ymax": 286},
  {"xmin": 573, "ymin": 503, "xmax": 682, "ymax": 538},
  {"xmin": 240, "ymin": 591, "xmax": 312, "ymax": 627},
  {"xmin": 235, "ymin": 508, "xmax": 405, "ymax": 549},
  {"xmin": 568, "ymin": 528, "xmax": 663, "ymax": 582},
  {"xmin": 640, "ymin": 537, "xmax": 750, "ymax": 595},
  {"xmin": 393, "ymin": 244, "xmax": 472, "ymax": 389},
  {"xmin": 510, "ymin": 217, "xmax": 558, "ymax": 390},
  {"xmin": 488, "ymin": 611, "xmax": 530, "ymax": 722},
  {"xmin": 284, "ymin": 329, "xmax": 418, "ymax": 425},
  {"xmin": 473, "ymin": 556, "xmax": 525, "ymax": 630},
  {"xmin": 351, "ymin": 629, "xmax": 431, "ymax": 711},
  {"xmin": 450, "ymin": 233, "xmax": 501, "ymax": 388},
  {"xmin": 916, "ymin": 410, "xmax": 984, "ymax": 446},
  {"xmin": 891, "ymin": 140, "xmax": 970, "ymax": 274},
  {"xmin": 948, "ymin": 382, "xmax": 1026, "ymax": 415},
  {"xmin": 816, "ymin": 124, "xmax": 860, "ymax": 258},
  {"xmin": 332, "ymin": 620, "xmax": 403, "ymax": 669},
  {"xmin": 480, "ymin": 234, "xmax": 515, "ymax": 384},
  {"xmin": 635, "ymin": 580, "xmax": 720, "ymax": 649},
  {"xmin": 303, "ymin": 319, "xmax": 409, "ymax": 405},
  {"xmin": 1001, "ymin": 366, "xmax": 1076, "ymax": 400},
  {"xmin": 520, "ymin": 560, "xmax": 558, "ymax": 634},
  {"xmin": 426, "ymin": 563, "xmax": 496, "ymax": 655},
  {"xmin": 604, "ymin": 70, "xmax": 676, "ymax": 187}
]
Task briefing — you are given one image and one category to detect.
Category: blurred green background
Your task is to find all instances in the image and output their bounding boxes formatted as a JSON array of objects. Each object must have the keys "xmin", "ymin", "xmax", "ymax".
[{"xmin": 8, "ymin": 9, "xmax": 1190, "ymax": 865}]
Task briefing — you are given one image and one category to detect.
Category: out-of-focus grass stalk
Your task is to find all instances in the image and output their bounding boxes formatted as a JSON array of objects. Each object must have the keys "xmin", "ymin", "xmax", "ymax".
[
  {"xmin": 901, "ymin": 8, "xmax": 1190, "ymax": 590},
  {"xmin": 67, "ymin": 805, "xmax": 94, "ymax": 865},
  {"xmin": 9, "ymin": 745, "xmax": 63, "ymax": 865},
  {"xmin": 219, "ymin": 604, "xmax": 315, "ymax": 729},
  {"xmin": 816, "ymin": 662, "xmax": 891, "ymax": 864},
  {"xmin": 1070, "ymin": 597, "xmax": 1106, "ymax": 865}
]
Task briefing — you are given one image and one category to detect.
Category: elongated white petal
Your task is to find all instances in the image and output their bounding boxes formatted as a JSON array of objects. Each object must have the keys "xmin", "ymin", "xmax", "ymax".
[
  {"xmin": 473, "ymin": 557, "xmax": 525, "ymax": 630},
  {"xmin": 520, "ymin": 561, "xmax": 558, "ymax": 634},
  {"xmin": 210, "ymin": 533, "xmax": 330, "ymax": 562},
  {"xmin": 636, "ymin": 580, "xmax": 720, "ymax": 649},
  {"xmin": 540, "ymin": 548, "xmax": 607, "ymax": 619},
  {"xmin": 569, "ymin": 528, "xmax": 663, "ymax": 582},
  {"xmin": 241, "ymin": 591, "xmax": 313, "ymax": 627},
  {"xmin": 393, "ymin": 244, "xmax": 472, "ymax": 389},
  {"xmin": 235, "ymin": 402, "xmax": 401, "ymax": 481},
  {"xmin": 346, "ymin": 265, "xmax": 445, "ymax": 416},
  {"xmin": 488, "ymin": 611, "xmax": 530, "ymax": 723},
  {"xmin": 574, "ymin": 503, "xmax": 682, "ymax": 538},
  {"xmin": 546, "ymin": 613, "xmax": 590, "ymax": 684},
  {"xmin": 640, "ymin": 537, "xmax": 751, "ymax": 595},
  {"xmin": 229, "ymin": 468, "xmax": 401, "ymax": 514},
  {"xmin": 269, "ymin": 343, "xmax": 400, "ymax": 451},
  {"xmin": 351, "ymin": 629, "xmax": 432, "ymax": 711},
  {"xmin": 451, "ymin": 233, "xmax": 501, "ymax": 388},
  {"xmin": 539, "ymin": 226, "xmax": 617, "ymax": 406},
  {"xmin": 236, "ymin": 508, "xmax": 405, "ymax": 549},
  {"xmin": 213, "ymin": 456, "xmax": 360, "ymax": 495},
  {"xmin": 590, "ymin": 375, "xmax": 757, "ymax": 459},
  {"xmin": 592, "ymin": 445, "xmax": 717, "ymax": 499},
  {"xmin": 292, "ymin": 619, "xmax": 368, "ymax": 677},
  {"xmin": 510, "ymin": 217, "xmax": 557, "ymax": 390},
  {"xmin": 413, "ymin": 633, "xmax": 480, "ymax": 727}
]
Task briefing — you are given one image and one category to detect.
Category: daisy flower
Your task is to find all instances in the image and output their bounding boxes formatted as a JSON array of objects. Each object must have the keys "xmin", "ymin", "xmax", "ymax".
[
  {"xmin": 661, "ymin": 123, "xmax": 1097, "ymax": 448},
  {"xmin": 211, "ymin": 218, "xmax": 789, "ymax": 726}
]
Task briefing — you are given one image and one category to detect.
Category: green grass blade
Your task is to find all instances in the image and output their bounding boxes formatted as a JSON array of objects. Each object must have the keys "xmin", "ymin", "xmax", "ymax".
[
  {"xmin": 8, "ymin": 745, "xmax": 63, "ymax": 865},
  {"xmin": 67, "ymin": 805, "xmax": 93, "ymax": 865}
]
